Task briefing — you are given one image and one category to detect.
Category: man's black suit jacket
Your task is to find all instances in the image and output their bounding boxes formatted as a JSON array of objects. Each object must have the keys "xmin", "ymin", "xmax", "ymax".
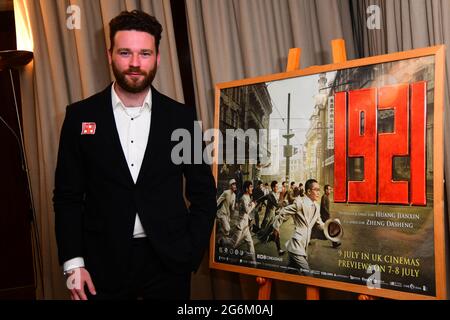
[{"xmin": 53, "ymin": 84, "xmax": 217, "ymax": 291}]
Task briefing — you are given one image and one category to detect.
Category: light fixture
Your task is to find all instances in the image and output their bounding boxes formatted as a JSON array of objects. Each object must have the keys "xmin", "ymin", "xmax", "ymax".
[
  {"xmin": 0, "ymin": 50, "xmax": 34, "ymax": 198},
  {"xmin": 0, "ymin": 51, "xmax": 33, "ymax": 172},
  {"xmin": 0, "ymin": 49, "xmax": 43, "ymax": 297}
]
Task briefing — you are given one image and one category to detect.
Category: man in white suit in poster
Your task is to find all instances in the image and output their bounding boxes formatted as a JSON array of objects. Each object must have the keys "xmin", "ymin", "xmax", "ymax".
[
  {"xmin": 232, "ymin": 180, "xmax": 256, "ymax": 265},
  {"xmin": 272, "ymin": 179, "xmax": 325, "ymax": 274},
  {"xmin": 216, "ymin": 179, "xmax": 237, "ymax": 245}
]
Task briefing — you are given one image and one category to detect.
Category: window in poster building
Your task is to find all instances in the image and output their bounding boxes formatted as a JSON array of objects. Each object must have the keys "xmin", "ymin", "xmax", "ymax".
[{"xmin": 210, "ymin": 46, "xmax": 446, "ymax": 300}]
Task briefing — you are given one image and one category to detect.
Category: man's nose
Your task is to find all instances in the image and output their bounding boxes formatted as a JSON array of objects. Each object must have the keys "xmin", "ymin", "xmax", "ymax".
[{"xmin": 130, "ymin": 53, "xmax": 141, "ymax": 67}]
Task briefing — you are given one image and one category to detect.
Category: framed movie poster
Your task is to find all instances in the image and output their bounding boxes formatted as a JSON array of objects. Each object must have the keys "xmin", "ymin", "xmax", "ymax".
[{"xmin": 209, "ymin": 46, "xmax": 446, "ymax": 299}]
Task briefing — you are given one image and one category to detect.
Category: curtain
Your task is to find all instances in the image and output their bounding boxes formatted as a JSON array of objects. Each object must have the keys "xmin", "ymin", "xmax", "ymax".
[
  {"xmin": 186, "ymin": 0, "xmax": 356, "ymax": 132},
  {"xmin": 350, "ymin": 0, "xmax": 450, "ymax": 298},
  {"xmin": 185, "ymin": 0, "xmax": 358, "ymax": 299},
  {"xmin": 14, "ymin": 0, "xmax": 184, "ymax": 299}
]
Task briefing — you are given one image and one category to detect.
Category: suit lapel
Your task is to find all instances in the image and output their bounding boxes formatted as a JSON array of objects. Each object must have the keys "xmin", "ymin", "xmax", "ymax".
[
  {"xmin": 308, "ymin": 203, "xmax": 319, "ymax": 225},
  {"xmin": 136, "ymin": 87, "xmax": 170, "ymax": 185},
  {"xmin": 302, "ymin": 200, "xmax": 317, "ymax": 226},
  {"xmin": 99, "ymin": 84, "xmax": 135, "ymax": 186},
  {"xmin": 294, "ymin": 199, "xmax": 308, "ymax": 226}
]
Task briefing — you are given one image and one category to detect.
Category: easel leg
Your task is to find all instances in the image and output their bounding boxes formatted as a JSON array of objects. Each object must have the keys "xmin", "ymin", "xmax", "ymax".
[
  {"xmin": 256, "ymin": 277, "xmax": 272, "ymax": 300},
  {"xmin": 306, "ymin": 286, "xmax": 320, "ymax": 300},
  {"xmin": 358, "ymin": 294, "xmax": 377, "ymax": 300}
]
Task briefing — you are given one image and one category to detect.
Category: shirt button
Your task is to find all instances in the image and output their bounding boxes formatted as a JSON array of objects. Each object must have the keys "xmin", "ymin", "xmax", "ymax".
[
  {"xmin": 131, "ymin": 118, "xmax": 134, "ymax": 121},
  {"xmin": 131, "ymin": 164, "xmax": 134, "ymax": 167},
  {"xmin": 131, "ymin": 140, "xmax": 134, "ymax": 143}
]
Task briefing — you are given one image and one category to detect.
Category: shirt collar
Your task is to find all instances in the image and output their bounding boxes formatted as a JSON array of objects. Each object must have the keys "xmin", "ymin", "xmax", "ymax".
[
  {"xmin": 111, "ymin": 82, "xmax": 152, "ymax": 112},
  {"xmin": 303, "ymin": 196, "xmax": 315, "ymax": 207}
]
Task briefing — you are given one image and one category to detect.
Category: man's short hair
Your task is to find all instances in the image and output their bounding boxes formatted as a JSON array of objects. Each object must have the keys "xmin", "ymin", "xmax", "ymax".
[
  {"xmin": 324, "ymin": 184, "xmax": 331, "ymax": 191},
  {"xmin": 256, "ymin": 180, "xmax": 263, "ymax": 187},
  {"xmin": 305, "ymin": 179, "xmax": 318, "ymax": 192},
  {"xmin": 270, "ymin": 180, "xmax": 278, "ymax": 190},
  {"xmin": 243, "ymin": 180, "xmax": 253, "ymax": 192},
  {"xmin": 109, "ymin": 10, "xmax": 163, "ymax": 52},
  {"xmin": 290, "ymin": 181, "xmax": 296, "ymax": 186}
]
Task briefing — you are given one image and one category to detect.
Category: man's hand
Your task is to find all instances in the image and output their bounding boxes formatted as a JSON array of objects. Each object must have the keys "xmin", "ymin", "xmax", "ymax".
[{"xmin": 65, "ymin": 267, "xmax": 96, "ymax": 300}]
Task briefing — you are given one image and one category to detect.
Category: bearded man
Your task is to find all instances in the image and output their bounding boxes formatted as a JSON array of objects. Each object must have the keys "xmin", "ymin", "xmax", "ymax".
[{"xmin": 53, "ymin": 10, "xmax": 216, "ymax": 300}]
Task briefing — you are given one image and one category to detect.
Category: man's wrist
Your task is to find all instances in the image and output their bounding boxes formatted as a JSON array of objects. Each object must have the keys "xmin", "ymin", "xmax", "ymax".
[
  {"xmin": 63, "ymin": 257, "xmax": 85, "ymax": 274},
  {"xmin": 63, "ymin": 268, "xmax": 78, "ymax": 277}
]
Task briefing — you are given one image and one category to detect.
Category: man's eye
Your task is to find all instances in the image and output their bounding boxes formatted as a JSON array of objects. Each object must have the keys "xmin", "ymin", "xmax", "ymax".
[
  {"xmin": 141, "ymin": 52, "xmax": 152, "ymax": 57},
  {"xmin": 119, "ymin": 51, "xmax": 130, "ymax": 56}
]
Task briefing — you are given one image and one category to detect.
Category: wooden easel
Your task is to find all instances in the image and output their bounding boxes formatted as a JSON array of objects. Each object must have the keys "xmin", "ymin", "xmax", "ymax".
[{"xmin": 256, "ymin": 39, "xmax": 375, "ymax": 301}]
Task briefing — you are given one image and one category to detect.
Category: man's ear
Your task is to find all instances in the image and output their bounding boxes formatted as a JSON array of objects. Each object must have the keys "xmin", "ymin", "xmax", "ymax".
[{"xmin": 156, "ymin": 52, "xmax": 161, "ymax": 66}]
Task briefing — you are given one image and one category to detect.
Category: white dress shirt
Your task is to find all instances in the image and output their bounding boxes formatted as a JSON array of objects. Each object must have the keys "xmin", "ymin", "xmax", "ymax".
[{"xmin": 63, "ymin": 84, "xmax": 152, "ymax": 272}]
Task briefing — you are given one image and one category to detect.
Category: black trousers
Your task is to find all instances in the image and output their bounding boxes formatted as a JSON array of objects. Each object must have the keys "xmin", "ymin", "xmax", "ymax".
[{"xmin": 87, "ymin": 238, "xmax": 191, "ymax": 300}]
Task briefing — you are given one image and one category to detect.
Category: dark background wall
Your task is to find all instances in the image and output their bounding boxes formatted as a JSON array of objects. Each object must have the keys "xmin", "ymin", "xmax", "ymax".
[{"xmin": 0, "ymin": 10, "xmax": 35, "ymax": 299}]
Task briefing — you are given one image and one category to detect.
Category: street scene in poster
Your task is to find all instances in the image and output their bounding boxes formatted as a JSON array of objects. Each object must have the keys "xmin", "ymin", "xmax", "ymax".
[{"xmin": 213, "ymin": 55, "xmax": 436, "ymax": 296}]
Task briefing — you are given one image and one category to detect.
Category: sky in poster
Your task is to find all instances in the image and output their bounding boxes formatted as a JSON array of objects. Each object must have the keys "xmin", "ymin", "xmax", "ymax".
[{"xmin": 266, "ymin": 71, "xmax": 336, "ymax": 149}]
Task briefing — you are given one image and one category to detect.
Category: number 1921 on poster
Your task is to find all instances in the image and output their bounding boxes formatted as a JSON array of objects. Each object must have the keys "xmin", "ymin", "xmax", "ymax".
[{"xmin": 334, "ymin": 82, "xmax": 427, "ymax": 206}]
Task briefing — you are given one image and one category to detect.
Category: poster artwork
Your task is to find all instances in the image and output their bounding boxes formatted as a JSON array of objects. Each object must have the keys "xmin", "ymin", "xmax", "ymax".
[{"xmin": 211, "ymin": 50, "xmax": 445, "ymax": 299}]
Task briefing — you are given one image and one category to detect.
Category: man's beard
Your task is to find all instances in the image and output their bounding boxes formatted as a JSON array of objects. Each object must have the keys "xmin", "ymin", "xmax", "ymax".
[{"xmin": 112, "ymin": 62, "xmax": 157, "ymax": 94}]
